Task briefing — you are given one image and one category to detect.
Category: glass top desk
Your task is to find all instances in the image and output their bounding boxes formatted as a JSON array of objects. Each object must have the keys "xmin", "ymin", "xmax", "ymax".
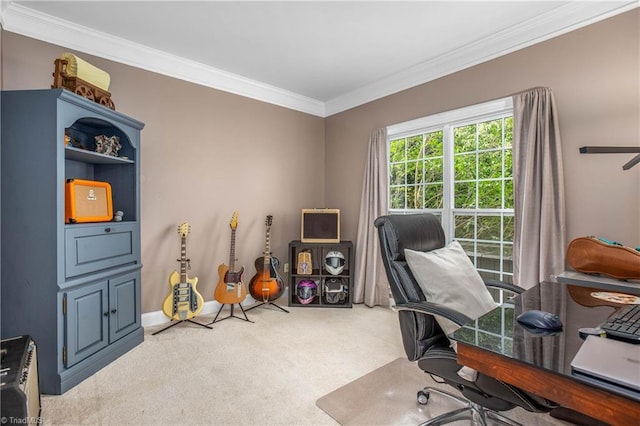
[{"xmin": 452, "ymin": 281, "xmax": 640, "ymax": 425}]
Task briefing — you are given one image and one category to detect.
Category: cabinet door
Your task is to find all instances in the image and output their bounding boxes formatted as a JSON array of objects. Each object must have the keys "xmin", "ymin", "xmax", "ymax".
[
  {"xmin": 65, "ymin": 281, "xmax": 109, "ymax": 367},
  {"xmin": 109, "ymin": 271, "xmax": 141, "ymax": 342}
]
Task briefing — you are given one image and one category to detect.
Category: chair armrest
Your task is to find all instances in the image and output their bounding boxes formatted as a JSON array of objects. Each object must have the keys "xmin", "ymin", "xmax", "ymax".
[
  {"xmin": 484, "ymin": 279, "xmax": 523, "ymax": 295},
  {"xmin": 394, "ymin": 301, "xmax": 472, "ymax": 327}
]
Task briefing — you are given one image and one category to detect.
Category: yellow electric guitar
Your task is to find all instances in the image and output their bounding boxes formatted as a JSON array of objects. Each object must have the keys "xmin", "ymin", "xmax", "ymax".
[
  {"xmin": 161, "ymin": 222, "xmax": 205, "ymax": 320},
  {"xmin": 214, "ymin": 211, "xmax": 247, "ymax": 305}
]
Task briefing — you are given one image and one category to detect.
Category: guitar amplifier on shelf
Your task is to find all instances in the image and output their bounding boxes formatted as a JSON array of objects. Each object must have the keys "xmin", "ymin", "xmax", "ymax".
[
  {"xmin": 65, "ymin": 178, "xmax": 113, "ymax": 223},
  {"xmin": 1, "ymin": 335, "xmax": 41, "ymax": 423},
  {"xmin": 301, "ymin": 208, "xmax": 340, "ymax": 243}
]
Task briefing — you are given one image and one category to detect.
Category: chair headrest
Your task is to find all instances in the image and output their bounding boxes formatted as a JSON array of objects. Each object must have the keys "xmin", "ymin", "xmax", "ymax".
[{"xmin": 374, "ymin": 214, "xmax": 446, "ymax": 261}]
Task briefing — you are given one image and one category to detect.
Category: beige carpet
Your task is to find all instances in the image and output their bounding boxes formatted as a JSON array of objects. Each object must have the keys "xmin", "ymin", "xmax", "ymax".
[
  {"xmin": 40, "ymin": 304, "xmax": 404, "ymax": 425},
  {"xmin": 316, "ymin": 357, "xmax": 571, "ymax": 426},
  {"xmin": 40, "ymin": 303, "xmax": 571, "ymax": 425}
]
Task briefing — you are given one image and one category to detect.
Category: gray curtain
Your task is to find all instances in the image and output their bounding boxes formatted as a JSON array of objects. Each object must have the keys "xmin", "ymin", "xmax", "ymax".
[
  {"xmin": 353, "ymin": 128, "xmax": 390, "ymax": 307},
  {"xmin": 512, "ymin": 87, "xmax": 567, "ymax": 289},
  {"xmin": 512, "ymin": 87, "xmax": 567, "ymax": 370}
]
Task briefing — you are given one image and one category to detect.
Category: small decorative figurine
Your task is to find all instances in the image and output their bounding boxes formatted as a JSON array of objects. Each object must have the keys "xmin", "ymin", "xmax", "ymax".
[
  {"xmin": 113, "ymin": 211, "xmax": 124, "ymax": 222},
  {"xmin": 95, "ymin": 135, "xmax": 121, "ymax": 156}
]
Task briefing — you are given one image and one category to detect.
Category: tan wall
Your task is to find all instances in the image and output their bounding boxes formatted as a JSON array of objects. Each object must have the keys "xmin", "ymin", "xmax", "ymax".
[
  {"xmin": 1, "ymin": 32, "xmax": 325, "ymax": 313},
  {"xmin": 326, "ymin": 9, "xmax": 640, "ymax": 250},
  {"xmin": 2, "ymin": 9, "xmax": 638, "ymax": 312}
]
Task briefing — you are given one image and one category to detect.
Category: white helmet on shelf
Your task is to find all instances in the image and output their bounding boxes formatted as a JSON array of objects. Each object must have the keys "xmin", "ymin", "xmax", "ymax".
[{"xmin": 324, "ymin": 251, "xmax": 345, "ymax": 275}]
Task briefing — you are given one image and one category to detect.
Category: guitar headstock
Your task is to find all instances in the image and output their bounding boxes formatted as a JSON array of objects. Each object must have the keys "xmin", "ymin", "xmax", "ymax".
[
  {"xmin": 178, "ymin": 222, "xmax": 190, "ymax": 238},
  {"xmin": 265, "ymin": 215, "xmax": 273, "ymax": 228},
  {"xmin": 230, "ymin": 211, "xmax": 239, "ymax": 230}
]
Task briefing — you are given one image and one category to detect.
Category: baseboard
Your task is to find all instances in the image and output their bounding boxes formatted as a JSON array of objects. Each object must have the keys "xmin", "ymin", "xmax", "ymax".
[
  {"xmin": 141, "ymin": 300, "xmax": 223, "ymax": 327},
  {"xmin": 142, "ymin": 289, "xmax": 292, "ymax": 328}
]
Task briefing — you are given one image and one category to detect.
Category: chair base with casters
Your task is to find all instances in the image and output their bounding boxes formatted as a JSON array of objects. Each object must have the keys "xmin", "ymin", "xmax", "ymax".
[{"xmin": 417, "ymin": 386, "xmax": 524, "ymax": 426}]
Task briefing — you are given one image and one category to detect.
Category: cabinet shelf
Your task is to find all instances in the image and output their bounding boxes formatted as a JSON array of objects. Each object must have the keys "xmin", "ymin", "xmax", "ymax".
[{"xmin": 65, "ymin": 146, "xmax": 134, "ymax": 164}]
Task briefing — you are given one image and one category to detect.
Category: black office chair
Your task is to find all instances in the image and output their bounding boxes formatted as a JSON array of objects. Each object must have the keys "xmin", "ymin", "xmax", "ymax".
[{"xmin": 374, "ymin": 213, "xmax": 556, "ymax": 426}]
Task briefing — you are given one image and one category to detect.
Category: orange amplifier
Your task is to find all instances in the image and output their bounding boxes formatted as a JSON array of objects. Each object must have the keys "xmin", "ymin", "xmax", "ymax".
[{"xmin": 65, "ymin": 178, "xmax": 113, "ymax": 223}]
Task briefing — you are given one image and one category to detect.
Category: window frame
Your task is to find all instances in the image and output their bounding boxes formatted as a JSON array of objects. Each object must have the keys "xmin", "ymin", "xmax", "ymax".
[{"xmin": 386, "ymin": 97, "xmax": 514, "ymax": 280}]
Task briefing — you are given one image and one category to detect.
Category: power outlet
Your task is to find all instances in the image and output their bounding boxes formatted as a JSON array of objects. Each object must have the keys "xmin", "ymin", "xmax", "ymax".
[{"xmin": 283, "ymin": 262, "xmax": 289, "ymax": 273}]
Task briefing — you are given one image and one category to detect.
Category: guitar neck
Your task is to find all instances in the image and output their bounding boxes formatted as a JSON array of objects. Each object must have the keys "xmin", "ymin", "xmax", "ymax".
[
  {"xmin": 263, "ymin": 228, "xmax": 271, "ymax": 266},
  {"xmin": 229, "ymin": 228, "xmax": 237, "ymax": 271},
  {"xmin": 180, "ymin": 236, "xmax": 188, "ymax": 282}
]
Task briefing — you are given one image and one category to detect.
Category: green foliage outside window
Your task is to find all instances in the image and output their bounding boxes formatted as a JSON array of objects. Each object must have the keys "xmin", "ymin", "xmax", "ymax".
[
  {"xmin": 389, "ymin": 117, "xmax": 513, "ymax": 241},
  {"xmin": 389, "ymin": 131, "xmax": 443, "ymax": 210}
]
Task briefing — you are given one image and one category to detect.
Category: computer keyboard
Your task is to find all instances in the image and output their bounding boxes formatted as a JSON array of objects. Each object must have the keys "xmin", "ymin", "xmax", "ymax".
[{"xmin": 600, "ymin": 304, "xmax": 640, "ymax": 344}]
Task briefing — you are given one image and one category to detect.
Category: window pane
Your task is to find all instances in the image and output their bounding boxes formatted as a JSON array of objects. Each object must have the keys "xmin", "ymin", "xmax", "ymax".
[
  {"xmin": 504, "ymin": 117, "xmax": 513, "ymax": 147},
  {"xmin": 454, "ymin": 214, "xmax": 475, "ymax": 239},
  {"xmin": 424, "ymin": 184, "xmax": 443, "ymax": 209},
  {"xmin": 478, "ymin": 242, "xmax": 501, "ymax": 258},
  {"xmin": 455, "ymin": 181, "xmax": 476, "ymax": 208},
  {"xmin": 478, "ymin": 119, "xmax": 503, "ymax": 150},
  {"xmin": 406, "ymin": 160, "xmax": 422, "ymax": 184},
  {"xmin": 478, "ymin": 180, "xmax": 501, "ymax": 208},
  {"xmin": 389, "ymin": 187, "xmax": 405, "ymax": 209},
  {"xmin": 389, "ymin": 138, "xmax": 406, "ymax": 162},
  {"xmin": 477, "ymin": 215, "xmax": 501, "ymax": 241},
  {"xmin": 424, "ymin": 131, "xmax": 443, "ymax": 157},
  {"xmin": 479, "ymin": 270, "xmax": 500, "ymax": 281},
  {"xmin": 424, "ymin": 158, "xmax": 443, "ymax": 183},
  {"xmin": 454, "ymin": 124, "xmax": 476, "ymax": 153},
  {"xmin": 407, "ymin": 135, "xmax": 423, "ymax": 159},
  {"xmin": 503, "ymin": 216, "xmax": 514, "ymax": 241},
  {"xmin": 504, "ymin": 149, "xmax": 513, "ymax": 178},
  {"xmin": 503, "ymin": 256, "xmax": 513, "ymax": 274},
  {"xmin": 454, "ymin": 153, "xmax": 476, "ymax": 180},
  {"xmin": 478, "ymin": 150, "xmax": 502, "ymax": 179},
  {"xmin": 389, "ymin": 163, "xmax": 405, "ymax": 185},
  {"xmin": 406, "ymin": 185, "xmax": 421, "ymax": 209},
  {"xmin": 504, "ymin": 179, "xmax": 514, "ymax": 209}
]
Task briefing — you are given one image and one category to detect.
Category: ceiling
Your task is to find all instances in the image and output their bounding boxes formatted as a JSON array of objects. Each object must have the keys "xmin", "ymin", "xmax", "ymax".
[{"xmin": 1, "ymin": 1, "xmax": 637, "ymax": 116}]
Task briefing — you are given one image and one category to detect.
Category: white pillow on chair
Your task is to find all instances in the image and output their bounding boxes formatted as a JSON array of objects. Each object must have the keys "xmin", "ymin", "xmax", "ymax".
[{"xmin": 404, "ymin": 240, "xmax": 498, "ymax": 338}]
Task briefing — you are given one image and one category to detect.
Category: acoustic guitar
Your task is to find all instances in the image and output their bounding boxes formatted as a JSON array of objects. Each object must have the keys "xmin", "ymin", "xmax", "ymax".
[
  {"xmin": 214, "ymin": 211, "xmax": 247, "ymax": 305},
  {"xmin": 161, "ymin": 222, "xmax": 205, "ymax": 321},
  {"xmin": 249, "ymin": 215, "xmax": 284, "ymax": 302}
]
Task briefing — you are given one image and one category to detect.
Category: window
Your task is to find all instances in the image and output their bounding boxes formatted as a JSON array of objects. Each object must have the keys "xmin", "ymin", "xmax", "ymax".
[{"xmin": 387, "ymin": 98, "xmax": 514, "ymax": 284}]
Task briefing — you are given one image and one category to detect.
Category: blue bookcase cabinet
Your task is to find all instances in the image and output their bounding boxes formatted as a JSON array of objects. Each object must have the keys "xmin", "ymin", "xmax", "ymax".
[{"xmin": 1, "ymin": 89, "xmax": 145, "ymax": 394}]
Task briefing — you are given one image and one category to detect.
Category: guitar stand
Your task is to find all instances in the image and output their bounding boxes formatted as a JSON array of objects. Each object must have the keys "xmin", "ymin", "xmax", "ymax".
[
  {"xmin": 246, "ymin": 300, "xmax": 290, "ymax": 314},
  {"xmin": 152, "ymin": 318, "xmax": 212, "ymax": 335},
  {"xmin": 209, "ymin": 303, "xmax": 254, "ymax": 324}
]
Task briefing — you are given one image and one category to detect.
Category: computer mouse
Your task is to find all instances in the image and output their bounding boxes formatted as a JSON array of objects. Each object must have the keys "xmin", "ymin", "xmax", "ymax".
[{"xmin": 517, "ymin": 310, "xmax": 563, "ymax": 331}]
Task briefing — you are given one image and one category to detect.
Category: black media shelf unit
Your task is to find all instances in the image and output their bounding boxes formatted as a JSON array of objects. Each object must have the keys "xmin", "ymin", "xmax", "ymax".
[{"xmin": 288, "ymin": 240, "xmax": 353, "ymax": 308}]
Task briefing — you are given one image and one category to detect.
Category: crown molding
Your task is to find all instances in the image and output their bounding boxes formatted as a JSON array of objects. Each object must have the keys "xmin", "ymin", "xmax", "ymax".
[
  {"xmin": 0, "ymin": 3, "xmax": 326, "ymax": 117},
  {"xmin": 324, "ymin": 1, "xmax": 639, "ymax": 116},
  {"xmin": 2, "ymin": 1, "xmax": 637, "ymax": 118}
]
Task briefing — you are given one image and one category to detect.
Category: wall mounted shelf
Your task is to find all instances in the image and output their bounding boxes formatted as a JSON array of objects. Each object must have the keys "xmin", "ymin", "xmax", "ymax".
[{"xmin": 579, "ymin": 146, "xmax": 640, "ymax": 170}]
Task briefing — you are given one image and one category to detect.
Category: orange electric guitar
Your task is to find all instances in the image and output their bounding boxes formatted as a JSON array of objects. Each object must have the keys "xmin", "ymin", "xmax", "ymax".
[
  {"xmin": 249, "ymin": 215, "xmax": 285, "ymax": 303},
  {"xmin": 214, "ymin": 211, "xmax": 247, "ymax": 305},
  {"xmin": 161, "ymin": 222, "xmax": 205, "ymax": 321}
]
